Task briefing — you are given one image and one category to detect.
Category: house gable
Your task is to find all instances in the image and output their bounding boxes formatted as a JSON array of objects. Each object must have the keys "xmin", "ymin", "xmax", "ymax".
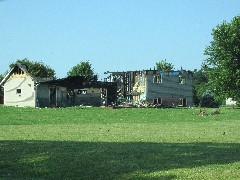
[{"xmin": 0, "ymin": 63, "xmax": 35, "ymax": 86}]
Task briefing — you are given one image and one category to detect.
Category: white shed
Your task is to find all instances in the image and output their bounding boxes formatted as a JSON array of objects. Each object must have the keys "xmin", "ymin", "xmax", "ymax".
[{"xmin": 0, "ymin": 63, "xmax": 53, "ymax": 107}]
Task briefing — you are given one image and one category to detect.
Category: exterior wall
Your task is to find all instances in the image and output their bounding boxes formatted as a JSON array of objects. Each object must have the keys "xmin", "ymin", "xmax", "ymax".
[
  {"xmin": 56, "ymin": 86, "xmax": 68, "ymax": 107},
  {"xmin": 75, "ymin": 93, "xmax": 101, "ymax": 106},
  {"xmin": 37, "ymin": 85, "xmax": 68, "ymax": 107},
  {"xmin": 37, "ymin": 85, "xmax": 103, "ymax": 107},
  {"xmin": 73, "ymin": 87, "xmax": 102, "ymax": 106},
  {"xmin": 145, "ymin": 71, "xmax": 193, "ymax": 106},
  {"xmin": 3, "ymin": 74, "xmax": 36, "ymax": 107},
  {"xmin": 36, "ymin": 84, "xmax": 50, "ymax": 107}
]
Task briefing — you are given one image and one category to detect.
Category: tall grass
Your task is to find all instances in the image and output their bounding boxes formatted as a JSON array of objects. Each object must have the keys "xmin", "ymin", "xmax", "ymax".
[{"xmin": 0, "ymin": 106, "xmax": 240, "ymax": 179}]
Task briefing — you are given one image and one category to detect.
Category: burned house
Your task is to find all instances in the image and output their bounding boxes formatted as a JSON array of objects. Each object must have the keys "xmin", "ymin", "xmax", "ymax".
[
  {"xmin": 105, "ymin": 69, "xmax": 193, "ymax": 107},
  {"xmin": 0, "ymin": 63, "xmax": 117, "ymax": 107}
]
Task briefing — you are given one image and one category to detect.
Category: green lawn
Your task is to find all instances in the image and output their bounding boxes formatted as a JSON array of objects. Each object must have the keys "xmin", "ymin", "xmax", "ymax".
[{"xmin": 0, "ymin": 106, "xmax": 240, "ymax": 179}]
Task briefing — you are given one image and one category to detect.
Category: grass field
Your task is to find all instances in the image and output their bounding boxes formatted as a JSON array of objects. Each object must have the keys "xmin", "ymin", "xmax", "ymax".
[{"xmin": 0, "ymin": 106, "xmax": 240, "ymax": 179}]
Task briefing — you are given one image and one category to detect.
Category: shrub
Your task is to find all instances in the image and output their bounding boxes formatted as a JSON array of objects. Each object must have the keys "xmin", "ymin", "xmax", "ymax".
[{"xmin": 199, "ymin": 90, "xmax": 219, "ymax": 108}]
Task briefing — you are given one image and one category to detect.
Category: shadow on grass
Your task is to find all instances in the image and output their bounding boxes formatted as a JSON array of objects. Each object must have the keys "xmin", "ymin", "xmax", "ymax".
[{"xmin": 0, "ymin": 141, "xmax": 240, "ymax": 179}]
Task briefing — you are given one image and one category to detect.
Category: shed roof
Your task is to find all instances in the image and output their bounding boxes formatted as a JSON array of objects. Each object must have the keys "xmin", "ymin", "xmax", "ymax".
[{"xmin": 42, "ymin": 76, "xmax": 116, "ymax": 89}]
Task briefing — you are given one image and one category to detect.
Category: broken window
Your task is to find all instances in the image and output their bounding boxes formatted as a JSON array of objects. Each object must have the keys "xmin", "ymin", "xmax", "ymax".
[
  {"xmin": 77, "ymin": 89, "xmax": 87, "ymax": 94},
  {"xmin": 158, "ymin": 75, "xmax": 162, "ymax": 83},
  {"xmin": 179, "ymin": 76, "xmax": 186, "ymax": 84},
  {"xmin": 153, "ymin": 75, "xmax": 162, "ymax": 83},
  {"xmin": 153, "ymin": 98, "xmax": 162, "ymax": 104},
  {"xmin": 16, "ymin": 89, "xmax": 21, "ymax": 94}
]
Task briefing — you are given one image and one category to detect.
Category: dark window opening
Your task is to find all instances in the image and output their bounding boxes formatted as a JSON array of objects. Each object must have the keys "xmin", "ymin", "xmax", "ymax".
[
  {"xmin": 153, "ymin": 98, "xmax": 158, "ymax": 104},
  {"xmin": 180, "ymin": 98, "xmax": 187, "ymax": 106},
  {"xmin": 153, "ymin": 75, "xmax": 162, "ymax": 83},
  {"xmin": 179, "ymin": 76, "xmax": 186, "ymax": 84},
  {"xmin": 77, "ymin": 89, "xmax": 87, "ymax": 94},
  {"xmin": 16, "ymin": 89, "xmax": 21, "ymax": 94},
  {"xmin": 153, "ymin": 98, "xmax": 162, "ymax": 104}
]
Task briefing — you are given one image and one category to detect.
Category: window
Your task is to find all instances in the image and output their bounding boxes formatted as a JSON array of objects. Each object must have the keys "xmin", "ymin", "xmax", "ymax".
[
  {"xmin": 157, "ymin": 98, "xmax": 162, "ymax": 104},
  {"xmin": 153, "ymin": 75, "xmax": 157, "ymax": 83},
  {"xmin": 16, "ymin": 89, "xmax": 21, "ymax": 94},
  {"xmin": 180, "ymin": 98, "xmax": 187, "ymax": 106},
  {"xmin": 153, "ymin": 98, "xmax": 158, "ymax": 104},
  {"xmin": 153, "ymin": 98, "xmax": 162, "ymax": 104},
  {"xmin": 153, "ymin": 75, "xmax": 162, "ymax": 83},
  {"xmin": 157, "ymin": 75, "xmax": 162, "ymax": 83},
  {"xmin": 77, "ymin": 89, "xmax": 87, "ymax": 94},
  {"xmin": 179, "ymin": 76, "xmax": 186, "ymax": 84}
]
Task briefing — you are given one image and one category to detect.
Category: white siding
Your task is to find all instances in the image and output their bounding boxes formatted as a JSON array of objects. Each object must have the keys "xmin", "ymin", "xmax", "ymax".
[
  {"xmin": 4, "ymin": 75, "xmax": 36, "ymax": 107},
  {"xmin": 146, "ymin": 72, "xmax": 193, "ymax": 106}
]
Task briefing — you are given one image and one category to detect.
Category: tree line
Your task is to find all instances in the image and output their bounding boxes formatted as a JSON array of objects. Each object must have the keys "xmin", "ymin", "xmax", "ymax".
[
  {"xmin": 0, "ymin": 58, "xmax": 96, "ymax": 80},
  {"xmin": 1, "ymin": 15, "xmax": 240, "ymax": 106}
]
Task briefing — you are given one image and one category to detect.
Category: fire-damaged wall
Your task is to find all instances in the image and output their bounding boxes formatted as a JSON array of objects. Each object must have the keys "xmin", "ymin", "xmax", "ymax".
[
  {"xmin": 36, "ymin": 86, "xmax": 104, "ymax": 107},
  {"xmin": 70, "ymin": 87, "xmax": 102, "ymax": 106},
  {"xmin": 106, "ymin": 71, "xmax": 147, "ymax": 103},
  {"xmin": 132, "ymin": 71, "xmax": 147, "ymax": 102},
  {"xmin": 40, "ymin": 78, "xmax": 117, "ymax": 107},
  {"xmin": 36, "ymin": 84, "xmax": 68, "ymax": 107},
  {"xmin": 107, "ymin": 69, "xmax": 193, "ymax": 107},
  {"xmin": 70, "ymin": 83, "xmax": 117, "ymax": 107}
]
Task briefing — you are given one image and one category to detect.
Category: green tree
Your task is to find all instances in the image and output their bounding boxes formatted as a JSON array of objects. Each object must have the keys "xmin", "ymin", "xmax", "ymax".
[
  {"xmin": 192, "ymin": 69, "xmax": 208, "ymax": 106},
  {"xmin": 203, "ymin": 15, "xmax": 240, "ymax": 100},
  {"xmin": 156, "ymin": 59, "xmax": 174, "ymax": 71},
  {"xmin": 10, "ymin": 58, "xmax": 55, "ymax": 79},
  {"xmin": 67, "ymin": 60, "xmax": 96, "ymax": 81},
  {"xmin": 0, "ymin": 74, "xmax": 4, "ymax": 82}
]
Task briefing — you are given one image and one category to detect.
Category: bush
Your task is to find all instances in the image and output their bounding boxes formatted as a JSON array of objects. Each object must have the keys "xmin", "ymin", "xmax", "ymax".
[{"xmin": 199, "ymin": 91, "xmax": 219, "ymax": 108}]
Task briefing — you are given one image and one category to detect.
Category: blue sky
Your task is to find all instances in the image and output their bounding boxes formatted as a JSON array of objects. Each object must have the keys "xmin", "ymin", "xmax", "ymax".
[{"xmin": 1, "ymin": 0, "xmax": 240, "ymax": 80}]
